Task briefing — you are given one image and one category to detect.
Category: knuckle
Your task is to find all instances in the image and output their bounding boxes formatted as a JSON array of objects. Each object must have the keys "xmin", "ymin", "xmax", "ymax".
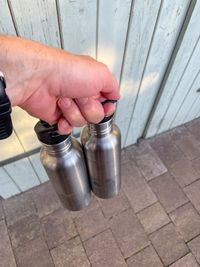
[{"xmin": 80, "ymin": 55, "xmax": 94, "ymax": 62}]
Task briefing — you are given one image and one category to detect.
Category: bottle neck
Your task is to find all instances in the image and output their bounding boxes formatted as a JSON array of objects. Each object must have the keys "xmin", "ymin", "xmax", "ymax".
[
  {"xmin": 88, "ymin": 117, "xmax": 113, "ymax": 136},
  {"xmin": 41, "ymin": 136, "xmax": 72, "ymax": 156}
]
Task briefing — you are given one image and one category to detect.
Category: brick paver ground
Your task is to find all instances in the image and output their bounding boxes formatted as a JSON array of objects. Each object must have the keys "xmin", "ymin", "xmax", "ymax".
[{"xmin": 1, "ymin": 119, "xmax": 200, "ymax": 266}]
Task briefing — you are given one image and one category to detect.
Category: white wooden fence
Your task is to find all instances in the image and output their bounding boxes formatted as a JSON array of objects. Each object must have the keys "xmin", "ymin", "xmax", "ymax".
[{"xmin": 0, "ymin": 0, "xmax": 199, "ymax": 198}]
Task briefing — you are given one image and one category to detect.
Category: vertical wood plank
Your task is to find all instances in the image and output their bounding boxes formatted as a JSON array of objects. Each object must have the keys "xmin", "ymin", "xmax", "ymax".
[
  {"xmin": 0, "ymin": 133, "xmax": 24, "ymax": 161},
  {"xmin": 97, "ymin": 0, "xmax": 132, "ymax": 79},
  {"xmin": 0, "ymin": 0, "xmax": 16, "ymax": 34},
  {"xmin": 72, "ymin": 0, "xmax": 132, "ymax": 136},
  {"xmin": 115, "ymin": 0, "xmax": 161, "ymax": 146},
  {"xmin": 0, "ymin": 1, "xmax": 25, "ymax": 163},
  {"xmin": 58, "ymin": 0, "xmax": 97, "ymax": 136},
  {"xmin": 158, "ymin": 37, "xmax": 200, "ymax": 133},
  {"xmin": 195, "ymin": 106, "xmax": 200, "ymax": 118},
  {"xmin": 145, "ymin": 0, "xmax": 199, "ymax": 138},
  {"xmin": 29, "ymin": 153, "xmax": 49, "ymax": 183},
  {"xmin": 9, "ymin": 0, "xmax": 61, "ymax": 47},
  {"xmin": 125, "ymin": 0, "xmax": 190, "ymax": 146},
  {"xmin": 185, "ymin": 95, "xmax": 200, "ymax": 122},
  {"xmin": 58, "ymin": 0, "xmax": 97, "ymax": 56},
  {"xmin": 4, "ymin": 158, "xmax": 40, "ymax": 192},
  {"xmin": 12, "ymin": 107, "xmax": 40, "ymax": 151},
  {"xmin": 170, "ymin": 70, "xmax": 200, "ymax": 127},
  {"xmin": 0, "ymin": 167, "xmax": 20, "ymax": 199}
]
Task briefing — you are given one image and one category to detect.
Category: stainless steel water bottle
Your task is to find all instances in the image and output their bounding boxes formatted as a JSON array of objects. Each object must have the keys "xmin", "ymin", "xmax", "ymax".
[
  {"xmin": 34, "ymin": 121, "xmax": 91, "ymax": 211},
  {"xmin": 81, "ymin": 101, "xmax": 121, "ymax": 199}
]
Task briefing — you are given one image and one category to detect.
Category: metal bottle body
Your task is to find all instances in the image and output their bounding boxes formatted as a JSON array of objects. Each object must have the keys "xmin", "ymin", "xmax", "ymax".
[
  {"xmin": 81, "ymin": 117, "xmax": 121, "ymax": 199},
  {"xmin": 40, "ymin": 136, "xmax": 91, "ymax": 211}
]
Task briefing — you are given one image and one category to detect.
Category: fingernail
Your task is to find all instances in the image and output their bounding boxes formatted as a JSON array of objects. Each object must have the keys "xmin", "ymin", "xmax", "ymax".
[
  {"xmin": 76, "ymin": 97, "xmax": 88, "ymax": 105},
  {"xmin": 60, "ymin": 98, "xmax": 71, "ymax": 108},
  {"xmin": 62, "ymin": 119, "xmax": 70, "ymax": 129},
  {"xmin": 105, "ymin": 106, "xmax": 115, "ymax": 116}
]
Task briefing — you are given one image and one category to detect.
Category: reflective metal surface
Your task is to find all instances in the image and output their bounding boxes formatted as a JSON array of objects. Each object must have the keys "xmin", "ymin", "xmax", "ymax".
[
  {"xmin": 40, "ymin": 136, "xmax": 91, "ymax": 211},
  {"xmin": 81, "ymin": 116, "xmax": 121, "ymax": 199}
]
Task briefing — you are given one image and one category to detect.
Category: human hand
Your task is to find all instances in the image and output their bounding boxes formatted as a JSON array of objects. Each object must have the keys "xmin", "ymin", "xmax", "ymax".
[{"xmin": 0, "ymin": 35, "xmax": 120, "ymax": 134}]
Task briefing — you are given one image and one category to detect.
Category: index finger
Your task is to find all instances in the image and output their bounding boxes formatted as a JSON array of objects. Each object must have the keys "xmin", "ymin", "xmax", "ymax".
[{"xmin": 100, "ymin": 66, "xmax": 120, "ymax": 100}]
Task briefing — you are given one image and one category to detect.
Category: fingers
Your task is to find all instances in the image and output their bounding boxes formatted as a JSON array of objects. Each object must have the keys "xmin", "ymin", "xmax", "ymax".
[
  {"xmin": 58, "ymin": 98, "xmax": 87, "ymax": 126},
  {"xmin": 59, "ymin": 96, "xmax": 105, "ymax": 125},
  {"xmin": 99, "ymin": 64, "xmax": 120, "ymax": 100},
  {"xmin": 102, "ymin": 101, "xmax": 116, "ymax": 116},
  {"xmin": 57, "ymin": 97, "xmax": 105, "ymax": 134},
  {"xmin": 75, "ymin": 97, "xmax": 104, "ymax": 124},
  {"xmin": 59, "ymin": 54, "xmax": 120, "ymax": 101},
  {"xmin": 57, "ymin": 117, "xmax": 72, "ymax": 135}
]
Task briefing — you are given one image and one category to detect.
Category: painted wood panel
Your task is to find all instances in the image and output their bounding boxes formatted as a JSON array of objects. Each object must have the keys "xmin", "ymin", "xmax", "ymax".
[
  {"xmin": 0, "ymin": 107, "xmax": 40, "ymax": 161},
  {"xmin": 97, "ymin": 0, "xmax": 132, "ymax": 144},
  {"xmin": 72, "ymin": 0, "xmax": 132, "ymax": 136},
  {"xmin": 146, "ymin": 0, "xmax": 199, "ymax": 138},
  {"xmin": 0, "ymin": 0, "xmax": 16, "ymax": 34},
  {"xmin": 196, "ymin": 105, "xmax": 200, "ymax": 118},
  {"xmin": 29, "ymin": 153, "xmax": 49, "ymax": 183},
  {"xmin": 170, "ymin": 69, "xmax": 200, "ymax": 127},
  {"xmin": 125, "ymin": 0, "xmax": 190, "ymax": 146},
  {"xmin": 58, "ymin": 0, "xmax": 97, "ymax": 136},
  {"xmin": 12, "ymin": 107, "xmax": 40, "ymax": 151},
  {"xmin": 8, "ymin": 0, "xmax": 61, "ymax": 47},
  {"xmin": 115, "ymin": 0, "xmax": 161, "ymax": 146},
  {"xmin": 0, "ymin": 167, "xmax": 21, "ymax": 198},
  {"xmin": 97, "ymin": 0, "xmax": 132, "ymax": 80},
  {"xmin": 158, "ymin": 36, "xmax": 200, "ymax": 133},
  {"xmin": 0, "ymin": 133, "xmax": 24, "ymax": 162},
  {"xmin": 185, "ymin": 95, "xmax": 200, "ymax": 122},
  {"xmin": 3, "ymin": 158, "xmax": 41, "ymax": 192},
  {"xmin": 58, "ymin": 0, "xmax": 97, "ymax": 56}
]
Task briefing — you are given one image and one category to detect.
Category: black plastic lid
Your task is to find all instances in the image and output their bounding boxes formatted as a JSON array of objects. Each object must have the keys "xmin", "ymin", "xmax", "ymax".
[
  {"xmin": 0, "ymin": 74, "xmax": 13, "ymax": 139},
  {"xmin": 99, "ymin": 113, "xmax": 114, "ymax": 123},
  {"xmin": 34, "ymin": 120, "xmax": 69, "ymax": 145}
]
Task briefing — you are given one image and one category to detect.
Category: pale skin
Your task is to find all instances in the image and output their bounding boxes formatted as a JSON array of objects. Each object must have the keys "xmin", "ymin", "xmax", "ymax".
[{"xmin": 0, "ymin": 35, "xmax": 120, "ymax": 134}]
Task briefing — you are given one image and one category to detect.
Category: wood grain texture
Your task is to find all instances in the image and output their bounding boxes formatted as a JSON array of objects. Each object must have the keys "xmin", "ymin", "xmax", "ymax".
[
  {"xmin": 146, "ymin": 0, "xmax": 199, "ymax": 138},
  {"xmin": 72, "ymin": 0, "xmax": 132, "ymax": 136},
  {"xmin": 171, "ymin": 69, "xmax": 200, "ymax": 127},
  {"xmin": 97, "ymin": 0, "xmax": 132, "ymax": 79},
  {"xmin": 0, "ymin": 133, "xmax": 24, "ymax": 162},
  {"xmin": 125, "ymin": 0, "xmax": 190, "ymax": 146},
  {"xmin": 4, "ymin": 158, "xmax": 40, "ymax": 192},
  {"xmin": 185, "ymin": 94, "xmax": 200, "ymax": 122},
  {"xmin": 58, "ymin": 0, "xmax": 96, "ymax": 56},
  {"xmin": 12, "ymin": 107, "xmax": 40, "ymax": 151},
  {"xmin": 0, "ymin": 0, "xmax": 16, "ymax": 34},
  {"xmin": 0, "ymin": 167, "xmax": 21, "ymax": 199},
  {"xmin": 58, "ymin": 0, "xmax": 97, "ymax": 136},
  {"xmin": 9, "ymin": 0, "xmax": 61, "ymax": 47},
  {"xmin": 158, "ymin": 35, "xmax": 200, "ymax": 133},
  {"xmin": 115, "ymin": 0, "xmax": 162, "ymax": 146},
  {"xmin": 29, "ymin": 153, "xmax": 49, "ymax": 183}
]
